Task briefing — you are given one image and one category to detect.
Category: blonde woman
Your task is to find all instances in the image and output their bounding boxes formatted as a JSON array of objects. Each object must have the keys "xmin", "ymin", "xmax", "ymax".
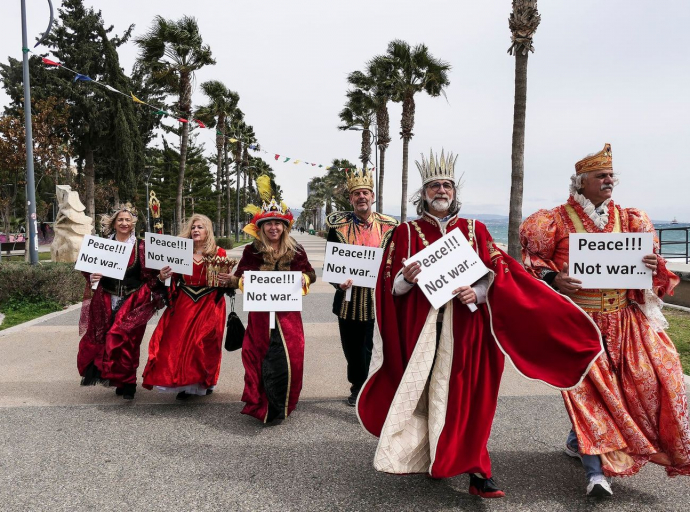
[
  {"xmin": 78, "ymin": 204, "xmax": 163, "ymax": 400},
  {"xmin": 231, "ymin": 199, "xmax": 316, "ymax": 423},
  {"xmin": 142, "ymin": 214, "xmax": 236, "ymax": 399}
]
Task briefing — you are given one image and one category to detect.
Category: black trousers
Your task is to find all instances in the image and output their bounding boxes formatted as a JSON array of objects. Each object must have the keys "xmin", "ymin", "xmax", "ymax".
[{"xmin": 337, "ymin": 318, "xmax": 375, "ymax": 394}]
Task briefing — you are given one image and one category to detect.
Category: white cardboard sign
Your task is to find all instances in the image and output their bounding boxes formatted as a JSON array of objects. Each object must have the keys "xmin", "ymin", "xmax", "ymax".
[
  {"xmin": 404, "ymin": 229, "xmax": 489, "ymax": 310},
  {"xmin": 569, "ymin": 233, "xmax": 653, "ymax": 289},
  {"xmin": 242, "ymin": 271, "xmax": 303, "ymax": 312},
  {"xmin": 144, "ymin": 232, "xmax": 193, "ymax": 275},
  {"xmin": 322, "ymin": 242, "xmax": 384, "ymax": 289},
  {"xmin": 74, "ymin": 235, "xmax": 134, "ymax": 280}
]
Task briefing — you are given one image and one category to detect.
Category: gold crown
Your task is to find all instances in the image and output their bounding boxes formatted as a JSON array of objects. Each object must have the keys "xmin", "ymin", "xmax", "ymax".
[
  {"xmin": 112, "ymin": 202, "xmax": 138, "ymax": 219},
  {"xmin": 346, "ymin": 168, "xmax": 374, "ymax": 193},
  {"xmin": 575, "ymin": 143, "xmax": 613, "ymax": 175},
  {"xmin": 416, "ymin": 149, "xmax": 458, "ymax": 185}
]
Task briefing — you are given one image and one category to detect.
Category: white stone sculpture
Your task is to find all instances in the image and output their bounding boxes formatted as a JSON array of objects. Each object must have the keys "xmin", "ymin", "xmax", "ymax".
[{"xmin": 51, "ymin": 185, "xmax": 93, "ymax": 263}]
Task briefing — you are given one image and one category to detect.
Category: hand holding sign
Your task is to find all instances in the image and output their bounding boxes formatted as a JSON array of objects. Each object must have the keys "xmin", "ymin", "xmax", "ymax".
[
  {"xmin": 554, "ymin": 262, "xmax": 582, "ymax": 296},
  {"xmin": 145, "ymin": 232, "xmax": 193, "ymax": 280},
  {"xmin": 243, "ymin": 271, "xmax": 303, "ymax": 328},
  {"xmin": 322, "ymin": 242, "xmax": 384, "ymax": 302}
]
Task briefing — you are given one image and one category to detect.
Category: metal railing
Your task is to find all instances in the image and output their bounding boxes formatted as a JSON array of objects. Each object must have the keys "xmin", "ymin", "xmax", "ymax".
[{"xmin": 657, "ymin": 226, "xmax": 690, "ymax": 264}]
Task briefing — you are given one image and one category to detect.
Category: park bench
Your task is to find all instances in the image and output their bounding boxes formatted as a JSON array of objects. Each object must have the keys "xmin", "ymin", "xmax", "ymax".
[{"xmin": 1, "ymin": 241, "xmax": 26, "ymax": 255}]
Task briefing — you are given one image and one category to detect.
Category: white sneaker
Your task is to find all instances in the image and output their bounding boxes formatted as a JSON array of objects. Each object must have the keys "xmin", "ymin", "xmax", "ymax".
[{"xmin": 586, "ymin": 475, "xmax": 613, "ymax": 497}]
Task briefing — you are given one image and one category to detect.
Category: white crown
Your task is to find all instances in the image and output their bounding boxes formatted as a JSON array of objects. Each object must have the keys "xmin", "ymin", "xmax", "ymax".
[{"xmin": 415, "ymin": 149, "xmax": 458, "ymax": 185}]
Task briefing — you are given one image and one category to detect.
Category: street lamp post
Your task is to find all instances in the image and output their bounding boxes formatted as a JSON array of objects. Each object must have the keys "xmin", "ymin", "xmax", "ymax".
[
  {"xmin": 235, "ymin": 164, "xmax": 258, "ymax": 243},
  {"xmin": 347, "ymin": 126, "xmax": 378, "ymax": 213},
  {"xmin": 144, "ymin": 165, "xmax": 154, "ymax": 231}
]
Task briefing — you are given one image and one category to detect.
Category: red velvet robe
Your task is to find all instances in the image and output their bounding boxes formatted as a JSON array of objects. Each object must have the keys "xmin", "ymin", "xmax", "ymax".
[
  {"xmin": 142, "ymin": 248, "xmax": 229, "ymax": 393},
  {"xmin": 357, "ymin": 214, "xmax": 603, "ymax": 478},
  {"xmin": 233, "ymin": 240, "xmax": 316, "ymax": 423},
  {"xmin": 78, "ymin": 239, "xmax": 162, "ymax": 387}
]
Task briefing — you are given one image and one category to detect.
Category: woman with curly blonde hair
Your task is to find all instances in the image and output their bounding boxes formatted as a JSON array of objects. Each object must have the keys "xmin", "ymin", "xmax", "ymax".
[{"xmin": 143, "ymin": 214, "xmax": 236, "ymax": 400}]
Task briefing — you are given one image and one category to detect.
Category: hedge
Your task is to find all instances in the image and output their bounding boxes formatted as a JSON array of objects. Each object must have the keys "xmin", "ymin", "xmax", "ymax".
[
  {"xmin": 216, "ymin": 238, "xmax": 234, "ymax": 250},
  {"xmin": 0, "ymin": 262, "xmax": 85, "ymax": 307}
]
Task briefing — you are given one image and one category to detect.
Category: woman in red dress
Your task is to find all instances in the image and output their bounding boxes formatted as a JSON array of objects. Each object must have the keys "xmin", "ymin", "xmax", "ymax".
[
  {"xmin": 142, "ymin": 214, "xmax": 236, "ymax": 399},
  {"xmin": 230, "ymin": 197, "xmax": 316, "ymax": 423},
  {"xmin": 78, "ymin": 204, "xmax": 163, "ymax": 400}
]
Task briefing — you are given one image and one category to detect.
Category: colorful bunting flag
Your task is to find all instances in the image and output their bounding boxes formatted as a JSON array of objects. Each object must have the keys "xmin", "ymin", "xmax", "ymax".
[
  {"xmin": 130, "ymin": 92, "xmax": 145, "ymax": 104},
  {"xmin": 294, "ymin": 160, "xmax": 300, "ymax": 164},
  {"xmin": 155, "ymin": 110, "xmax": 168, "ymax": 117},
  {"xmin": 229, "ymin": 138, "xmax": 238, "ymax": 143},
  {"xmin": 283, "ymin": 157, "xmax": 291, "ymax": 163},
  {"xmin": 195, "ymin": 120, "xmax": 206, "ymax": 128},
  {"xmin": 41, "ymin": 57, "xmax": 60, "ymax": 66},
  {"xmin": 274, "ymin": 154, "xmax": 280, "ymax": 160},
  {"xmin": 178, "ymin": 118, "xmax": 189, "ymax": 123},
  {"xmin": 73, "ymin": 74, "xmax": 92, "ymax": 82}
]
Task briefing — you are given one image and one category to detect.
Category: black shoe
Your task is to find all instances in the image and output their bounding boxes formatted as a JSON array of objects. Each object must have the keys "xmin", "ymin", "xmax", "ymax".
[
  {"xmin": 176, "ymin": 391, "xmax": 190, "ymax": 401},
  {"xmin": 205, "ymin": 389, "xmax": 213, "ymax": 396},
  {"xmin": 121, "ymin": 384, "xmax": 136, "ymax": 400},
  {"xmin": 346, "ymin": 393, "xmax": 357, "ymax": 407},
  {"xmin": 115, "ymin": 387, "xmax": 124, "ymax": 396},
  {"xmin": 468, "ymin": 474, "xmax": 505, "ymax": 499}
]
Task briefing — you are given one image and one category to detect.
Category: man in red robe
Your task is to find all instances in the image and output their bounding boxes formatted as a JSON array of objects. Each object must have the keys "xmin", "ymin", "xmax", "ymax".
[
  {"xmin": 357, "ymin": 149, "xmax": 604, "ymax": 499},
  {"xmin": 520, "ymin": 143, "xmax": 690, "ymax": 497}
]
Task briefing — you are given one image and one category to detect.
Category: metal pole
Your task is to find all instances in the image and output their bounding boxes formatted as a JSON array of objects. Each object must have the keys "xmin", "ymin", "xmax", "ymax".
[
  {"xmin": 374, "ymin": 128, "xmax": 379, "ymax": 214},
  {"xmin": 235, "ymin": 163, "xmax": 241, "ymax": 243},
  {"xmin": 21, "ymin": 0, "xmax": 38, "ymax": 264},
  {"xmin": 145, "ymin": 179, "xmax": 150, "ymax": 231}
]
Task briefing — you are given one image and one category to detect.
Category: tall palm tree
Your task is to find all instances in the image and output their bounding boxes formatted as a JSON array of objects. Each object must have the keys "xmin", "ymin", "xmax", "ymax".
[
  {"xmin": 386, "ymin": 40, "xmax": 451, "ymax": 222},
  {"xmin": 135, "ymin": 16, "xmax": 216, "ymax": 232},
  {"xmin": 507, "ymin": 1, "xmax": 541, "ymax": 258},
  {"xmin": 195, "ymin": 80, "xmax": 240, "ymax": 234},
  {"xmin": 348, "ymin": 56, "xmax": 394, "ymax": 213},
  {"xmin": 338, "ymin": 89, "xmax": 375, "ymax": 169}
]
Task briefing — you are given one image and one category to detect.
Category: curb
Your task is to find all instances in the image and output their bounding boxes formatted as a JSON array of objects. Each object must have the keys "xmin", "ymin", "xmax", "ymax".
[
  {"xmin": 0, "ymin": 302, "xmax": 82, "ymax": 337},
  {"xmin": 664, "ymin": 303, "xmax": 690, "ymax": 313}
]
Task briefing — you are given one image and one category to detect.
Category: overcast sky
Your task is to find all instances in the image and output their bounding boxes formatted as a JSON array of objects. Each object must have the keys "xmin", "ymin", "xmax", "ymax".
[{"xmin": 2, "ymin": 1, "xmax": 689, "ymax": 221}]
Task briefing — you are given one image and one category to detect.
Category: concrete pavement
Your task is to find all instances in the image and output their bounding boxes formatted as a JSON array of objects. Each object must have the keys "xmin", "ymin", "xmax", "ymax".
[{"xmin": 1, "ymin": 233, "xmax": 689, "ymax": 511}]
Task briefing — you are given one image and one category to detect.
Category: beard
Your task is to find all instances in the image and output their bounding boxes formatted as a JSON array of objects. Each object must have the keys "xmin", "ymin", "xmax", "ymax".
[{"xmin": 429, "ymin": 198, "xmax": 450, "ymax": 211}]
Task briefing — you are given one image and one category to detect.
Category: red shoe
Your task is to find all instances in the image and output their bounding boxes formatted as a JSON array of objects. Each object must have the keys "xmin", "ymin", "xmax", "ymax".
[{"xmin": 468, "ymin": 474, "xmax": 506, "ymax": 499}]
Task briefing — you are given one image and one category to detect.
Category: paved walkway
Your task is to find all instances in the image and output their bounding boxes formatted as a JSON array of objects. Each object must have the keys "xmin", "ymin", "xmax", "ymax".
[{"xmin": 1, "ymin": 233, "xmax": 688, "ymax": 511}]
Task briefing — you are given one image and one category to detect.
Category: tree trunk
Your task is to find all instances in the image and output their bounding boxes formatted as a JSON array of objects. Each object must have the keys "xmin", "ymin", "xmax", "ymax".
[
  {"xmin": 85, "ymin": 148, "xmax": 95, "ymax": 233},
  {"xmin": 401, "ymin": 137, "xmax": 409, "ymax": 222},
  {"xmin": 176, "ymin": 73, "xmax": 192, "ymax": 234},
  {"xmin": 400, "ymin": 94, "xmax": 415, "ymax": 223},
  {"xmin": 113, "ymin": 188, "xmax": 120, "ymax": 207},
  {"xmin": 508, "ymin": 51, "xmax": 529, "ymax": 260},
  {"xmin": 360, "ymin": 128, "xmax": 371, "ymax": 169},
  {"xmin": 378, "ymin": 146, "xmax": 386, "ymax": 213},
  {"xmin": 216, "ymin": 116, "xmax": 225, "ymax": 235},
  {"xmin": 225, "ymin": 139, "xmax": 232, "ymax": 238}
]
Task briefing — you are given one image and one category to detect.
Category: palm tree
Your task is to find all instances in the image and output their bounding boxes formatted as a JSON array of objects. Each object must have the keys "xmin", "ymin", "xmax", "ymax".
[
  {"xmin": 338, "ymin": 89, "xmax": 375, "ymax": 169},
  {"xmin": 195, "ymin": 80, "xmax": 240, "ymax": 234},
  {"xmin": 348, "ymin": 56, "xmax": 394, "ymax": 213},
  {"xmin": 386, "ymin": 40, "xmax": 451, "ymax": 222},
  {"xmin": 135, "ymin": 16, "xmax": 216, "ymax": 232},
  {"xmin": 507, "ymin": 1, "xmax": 541, "ymax": 258}
]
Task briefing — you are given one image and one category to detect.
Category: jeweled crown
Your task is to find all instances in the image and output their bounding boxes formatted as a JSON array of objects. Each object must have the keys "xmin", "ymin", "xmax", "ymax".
[
  {"xmin": 575, "ymin": 143, "xmax": 613, "ymax": 175},
  {"xmin": 415, "ymin": 149, "xmax": 458, "ymax": 185},
  {"xmin": 346, "ymin": 168, "xmax": 374, "ymax": 193}
]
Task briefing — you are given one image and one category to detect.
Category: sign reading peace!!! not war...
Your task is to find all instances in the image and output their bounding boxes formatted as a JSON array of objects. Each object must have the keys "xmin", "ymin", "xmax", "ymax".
[
  {"xmin": 74, "ymin": 235, "xmax": 134, "ymax": 280},
  {"xmin": 243, "ymin": 271, "xmax": 303, "ymax": 312},
  {"xmin": 403, "ymin": 229, "xmax": 489, "ymax": 310},
  {"xmin": 569, "ymin": 233, "xmax": 653, "ymax": 289},
  {"xmin": 144, "ymin": 232, "xmax": 193, "ymax": 275},
  {"xmin": 322, "ymin": 242, "xmax": 384, "ymax": 289}
]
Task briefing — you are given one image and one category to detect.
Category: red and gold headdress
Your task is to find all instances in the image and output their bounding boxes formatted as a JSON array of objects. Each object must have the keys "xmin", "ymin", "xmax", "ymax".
[
  {"xmin": 243, "ymin": 175, "xmax": 294, "ymax": 239},
  {"xmin": 346, "ymin": 168, "xmax": 374, "ymax": 193},
  {"xmin": 575, "ymin": 143, "xmax": 613, "ymax": 175}
]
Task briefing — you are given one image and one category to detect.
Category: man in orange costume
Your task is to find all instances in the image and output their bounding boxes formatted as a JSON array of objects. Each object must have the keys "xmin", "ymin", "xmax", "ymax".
[{"xmin": 520, "ymin": 143, "xmax": 690, "ymax": 497}]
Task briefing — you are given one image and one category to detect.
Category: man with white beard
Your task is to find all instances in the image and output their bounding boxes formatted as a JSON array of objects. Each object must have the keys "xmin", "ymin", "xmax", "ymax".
[
  {"xmin": 357, "ymin": 149, "xmax": 603, "ymax": 499},
  {"xmin": 520, "ymin": 143, "xmax": 690, "ymax": 497}
]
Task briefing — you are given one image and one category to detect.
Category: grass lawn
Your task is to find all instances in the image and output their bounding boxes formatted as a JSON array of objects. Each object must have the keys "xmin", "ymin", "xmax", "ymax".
[
  {"xmin": 665, "ymin": 308, "xmax": 690, "ymax": 375},
  {"xmin": 2, "ymin": 251, "xmax": 52, "ymax": 262},
  {"xmin": 0, "ymin": 298, "xmax": 64, "ymax": 331}
]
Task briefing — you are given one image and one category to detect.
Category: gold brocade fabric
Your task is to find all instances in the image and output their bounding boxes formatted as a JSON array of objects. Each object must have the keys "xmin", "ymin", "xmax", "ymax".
[{"xmin": 520, "ymin": 203, "xmax": 690, "ymax": 477}]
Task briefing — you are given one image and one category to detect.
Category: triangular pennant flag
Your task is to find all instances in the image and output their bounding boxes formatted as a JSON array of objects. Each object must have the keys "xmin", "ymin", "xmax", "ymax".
[
  {"xmin": 294, "ymin": 160, "xmax": 300, "ymax": 164},
  {"xmin": 41, "ymin": 57, "xmax": 60, "ymax": 66},
  {"xmin": 130, "ymin": 92, "xmax": 145, "ymax": 104},
  {"xmin": 249, "ymin": 144, "xmax": 257, "ymax": 150},
  {"xmin": 178, "ymin": 118, "xmax": 189, "ymax": 123},
  {"xmin": 73, "ymin": 74, "xmax": 92, "ymax": 82},
  {"xmin": 195, "ymin": 119, "xmax": 206, "ymax": 128},
  {"xmin": 274, "ymin": 154, "xmax": 280, "ymax": 160},
  {"xmin": 283, "ymin": 157, "xmax": 291, "ymax": 163},
  {"xmin": 312, "ymin": 163, "xmax": 316, "ymax": 166},
  {"xmin": 103, "ymin": 84, "xmax": 119, "ymax": 93},
  {"xmin": 229, "ymin": 138, "xmax": 238, "ymax": 143},
  {"xmin": 155, "ymin": 110, "xmax": 168, "ymax": 117},
  {"xmin": 318, "ymin": 165, "xmax": 323, "ymax": 168},
  {"xmin": 216, "ymin": 129, "xmax": 223, "ymax": 135}
]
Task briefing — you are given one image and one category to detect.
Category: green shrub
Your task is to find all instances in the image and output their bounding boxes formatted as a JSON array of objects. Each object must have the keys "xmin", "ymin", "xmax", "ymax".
[
  {"xmin": 0, "ymin": 262, "xmax": 85, "ymax": 308},
  {"xmin": 216, "ymin": 238, "xmax": 234, "ymax": 250},
  {"xmin": 316, "ymin": 230, "xmax": 328, "ymax": 239}
]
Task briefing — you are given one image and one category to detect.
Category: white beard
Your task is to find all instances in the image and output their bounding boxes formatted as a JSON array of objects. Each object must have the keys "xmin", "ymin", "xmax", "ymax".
[{"xmin": 429, "ymin": 198, "xmax": 450, "ymax": 211}]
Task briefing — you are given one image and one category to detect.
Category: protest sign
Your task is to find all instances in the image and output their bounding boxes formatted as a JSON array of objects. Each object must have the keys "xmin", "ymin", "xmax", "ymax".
[
  {"xmin": 569, "ymin": 233, "xmax": 653, "ymax": 289},
  {"xmin": 404, "ymin": 229, "xmax": 489, "ymax": 310},
  {"xmin": 144, "ymin": 232, "xmax": 193, "ymax": 275},
  {"xmin": 322, "ymin": 242, "xmax": 383, "ymax": 291},
  {"xmin": 75, "ymin": 235, "xmax": 134, "ymax": 281},
  {"xmin": 243, "ymin": 271, "xmax": 303, "ymax": 328}
]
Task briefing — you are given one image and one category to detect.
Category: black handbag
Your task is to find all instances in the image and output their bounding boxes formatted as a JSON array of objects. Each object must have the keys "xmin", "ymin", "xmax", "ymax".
[{"xmin": 224, "ymin": 294, "xmax": 245, "ymax": 351}]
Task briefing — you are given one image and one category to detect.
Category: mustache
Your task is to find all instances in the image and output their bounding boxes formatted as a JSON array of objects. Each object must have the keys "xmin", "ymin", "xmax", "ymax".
[{"xmin": 600, "ymin": 184, "xmax": 614, "ymax": 191}]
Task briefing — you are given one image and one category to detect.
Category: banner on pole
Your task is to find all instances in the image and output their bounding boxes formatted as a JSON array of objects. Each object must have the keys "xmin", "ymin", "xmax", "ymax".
[
  {"xmin": 403, "ymin": 229, "xmax": 488, "ymax": 310},
  {"xmin": 321, "ymin": 242, "xmax": 383, "ymax": 288},
  {"xmin": 242, "ymin": 271, "xmax": 303, "ymax": 312},
  {"xmin": 568, "ymin": 233, "xmax": 653, "ymax": 289},
  {"xmin": 74, "ymin": 235, "xmax": 134, "ymax": 280},
  {"xmin": 144, "ymin": 232, "xmax": 193, "ymax": 275}
]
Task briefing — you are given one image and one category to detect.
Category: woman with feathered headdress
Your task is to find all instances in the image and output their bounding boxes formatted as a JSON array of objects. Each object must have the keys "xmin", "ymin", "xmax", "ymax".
[
  {"xmin": 78, "ymin": 203, "xmax": 164, "ymax": 400},
  {"xmin": 228, "ymin": 176, "xmax": 316, "ymax": 423}
]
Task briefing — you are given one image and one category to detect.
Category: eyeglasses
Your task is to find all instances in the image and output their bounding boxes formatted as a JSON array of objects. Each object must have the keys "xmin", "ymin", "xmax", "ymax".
[{"xmin": 428, "ymin": 182, "xmax": 454, "ymax": 191}]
